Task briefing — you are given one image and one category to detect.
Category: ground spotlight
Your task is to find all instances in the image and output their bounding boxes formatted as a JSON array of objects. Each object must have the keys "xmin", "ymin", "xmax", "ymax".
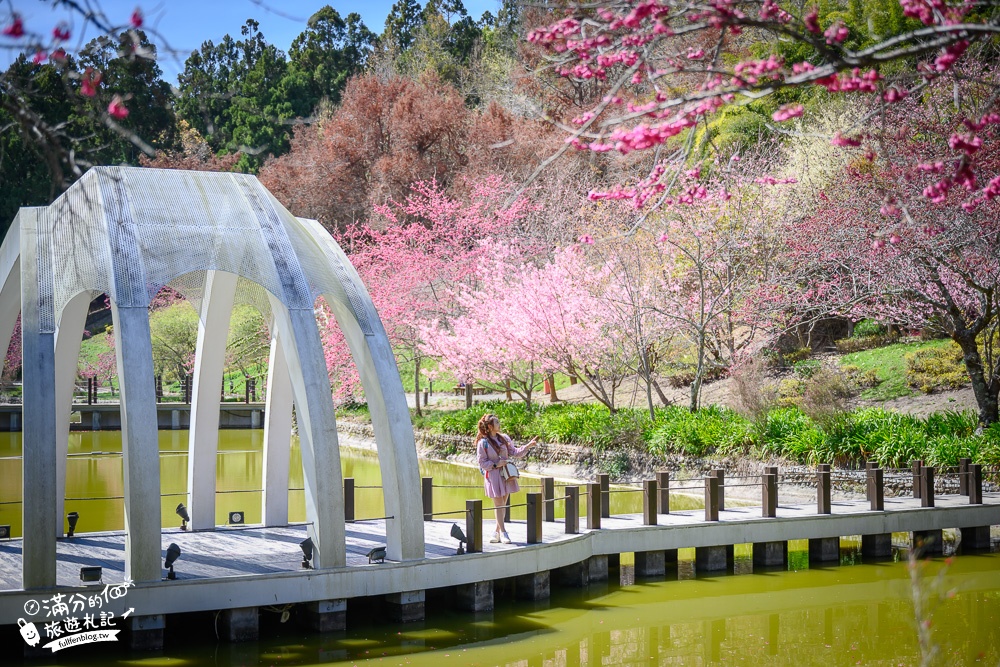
[
  {"xmin": 450, "ymin": 523, "xmax": 467, "ymax": 555},
  {"xmin": 164, "ymin": 543, "xmax": 181, "ymax": 580},
  {"xmin": 66, "ymin": 511, "xmax": 79, "ymax": 537},
  {"xmin": 80, "ymin": 566, "xmax": 102, "ymax": 584},
  {"xmin": 366, "ymin": 546, "xmax": 386, "ymax": 564},
  {"xmin": 0, "ymin": 525, "xmax": 9, "ymax": 539},
  {"xmin": 228, "ymin": 511, "xmax": 244, "ymax": 525},
  {"xmin": 175, "ymin": 503, "xmax": 190, "ymax": 531},
  {"xmin": 300, "ymin": 537, "xmax": 314, "ymax": 569}
]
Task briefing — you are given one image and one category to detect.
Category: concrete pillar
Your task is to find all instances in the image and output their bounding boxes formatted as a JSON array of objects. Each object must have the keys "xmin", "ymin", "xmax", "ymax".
[
  {"xmin": 251, "ymin": 409, "xmax": 261, "ymax": 429},
  {"xmin": 124, "ymin": 614, "xmax": 165, "ymax": 650},
  {"xmin": 92, "ymin": 411, "xmax": 101, "ymax": 431},
  {"xmin": 385, "ymin": 590, "xmax": 425, "ymax": 623},
  {"xmin": 17, "ymin": 210, "xmax": 57, "ymax": 589},
  {"xmin": 912, "ymin": 529, "xmax": 943, "ymax": 555},
  {"xmin": 112, "ymin": 303, "xmax": 163, "ymax": 583},
  {"xmin": 269, "ymin": 300, "xmax": 344, "ymax": 568},
  {"xmin": 752, "ymin": 541, "xmax": 788, "ymax": 568},
  {"xmin": 262, "ymin": 333, "xmax": 292, "ymax": 526},
  {"xmin": 555, "ymin": 560, "xmax": 589, "ymax": 587},
  {"xmin": 960, "ymin": 526, "xmax": 991, "ymax": 551},
  {"xmin": 587, "ymin": 555, "xmax": 609, "ymax": 582},
  {"xmin": 188, "ymin": 270, "xmax": 238, "ymax": 530},
  {"xmin": 11, "ymin": 412, "xmax": 20, "ymax": 431},
  {"xmin": 456, "ymin": 581, "xmax": 494, "ymax": 612},
  {"xmin": 304, "ymin": 217, "xmax": 427, "ymax": 563},
  {"xmin": 220, "ymin": 607, "xmax": 259, "ymax": 642},
  {"xmin": 635, "ymin": 550, "xmax": 666, "ymax": 578},
  {"xmin": 808, "ymin": 537, "xmax": 840, "ymax": 563},
  {"xmin": 54, "ymin": 291, "xmax": 92, "ymax": 537},
  {"xmin": 861, "ymin": 533, "xmax": 892, "ymax": 560},
  {"xmin": 515, "ymin": 571, "xmax": 550, "ymax": 601},
  {"xmin": 171, "ymin": 410, "xmax": 180, "ymax": 430},
  {"xmin": 300, "ymin": 599, "xmax": 347, "ymax": 632},
  {"xmin": 695, "ymin": 545, "xmax": 734, "ymax": 573}
]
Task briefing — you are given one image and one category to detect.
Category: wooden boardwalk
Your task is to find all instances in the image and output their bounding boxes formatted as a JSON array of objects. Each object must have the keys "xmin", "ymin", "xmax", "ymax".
[{"xmin": 0, "ymin": 491, "xmax": 996, "ymax": 627}]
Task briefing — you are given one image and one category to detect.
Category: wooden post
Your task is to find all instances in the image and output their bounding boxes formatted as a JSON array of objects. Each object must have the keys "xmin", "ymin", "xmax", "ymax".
[
  {"xmin": 912, "ymin": 459, "xmax": 923, "ymax": 498},
  {"xmin": 586, "ymin": 483, "xmax": 601, "ymax": 530},
  {"xmin": 244, "ymin": 377, "xmax": 250, "ymax": 404},
  {"xmin": 920, "ymin": 466, "xmax": 935, "ymax": 508},
  {"xmin": 817, "ymin": 464, "xmax": 831, "ymax": 514},
  {"xmin": 868, "ymin": 468, "xmax": 884, "ymax": 511},
  {"xmin": 421, "ymin": 477, "xmax": 433, "ymax": 521},
  {"xmin": 711, "ymin": 469, "xmax": 725, "ymax": 510},
  {"xmin": 344, "ymin": 478, "xmax": 355, "ymax": 522},
  {"xmin": 959, "ymin": 457, "xmax": 971, "ymax": 495},
  {"xmin": 598, "ymin": 473, "xmax": 610, "ymax": 518},
  {"xmin": 656, "ymin": 471, "xmax": 670, "ymax": 515},
  {"xmin": 542, "ymin": 477, "xmax": 555, "ymax": 522},
  {"xmin": 865, "ymin": 461, "xmax": 877, "ymax": 502},
  {"xmin": 565, "ymin": 486, "xmax": 579, "ymax": 534},
  {"xmin": 527, "ymin": 493, "xmax": 542, "ymax": 544},
  {"xmin": 969, "ymin": 464, "xmax": 983, "ymax": 505},
  {"xmin": 466, "ymin": 499, "xmax": 482, "ymax": 553},
  {"xmin": 705, "ymin": 476, "xmax": 720, "ymax": 521},
  {"xmin": 762, "ymin": 473, "xmax": 777, "ymax": 518},
  {"xmin": 643, "ymin": 480, "xmax": 657, "ymax": 526}
]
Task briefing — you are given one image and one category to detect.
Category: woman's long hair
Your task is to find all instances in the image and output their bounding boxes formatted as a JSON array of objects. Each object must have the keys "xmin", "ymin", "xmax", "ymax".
[{"xmin": 476, "ymin": 413, "xmax": 501, "ymax": 451}]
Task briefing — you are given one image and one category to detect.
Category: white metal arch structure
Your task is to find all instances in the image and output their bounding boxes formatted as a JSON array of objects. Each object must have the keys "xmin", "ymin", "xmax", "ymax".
[{"xmin": 0, "ymin": 166, "xmax": 424, "ymax": 589}]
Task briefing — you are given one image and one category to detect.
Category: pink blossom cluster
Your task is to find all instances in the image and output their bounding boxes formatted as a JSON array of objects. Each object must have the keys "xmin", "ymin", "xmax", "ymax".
[
  {"xmin": 759, "ymin": 0, "xmax": 792, "ymax": 23},
  {"xmin": 814, "ymin": 68, "xmax": 881, "ymax": 93},
  {"xmin": 900, "ymin": 0, "xmax": 965, "ymax": 26},
  {"xmin": 733, "ymin": 55, "xmax": 784, "ymax": 85},
  {"xmin": 772, "ymin": 104, "xmax": 804, "ymax": 122},
  {"xmin": 934, "ymin": 40, "xmax": 968, "ymax": 72},
  {"xmin": 949, "ymin": 133, "xmax": 982, "ymax": 155},
  {"xmin": 824, "ymin": 21, "xmax": 849, "ymax": 45}
]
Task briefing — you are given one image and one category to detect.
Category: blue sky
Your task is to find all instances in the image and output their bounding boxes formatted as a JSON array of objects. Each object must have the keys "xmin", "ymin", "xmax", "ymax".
[{"xmin": 3, "ymin": 0, "xmax": 500, "ymax": 82}]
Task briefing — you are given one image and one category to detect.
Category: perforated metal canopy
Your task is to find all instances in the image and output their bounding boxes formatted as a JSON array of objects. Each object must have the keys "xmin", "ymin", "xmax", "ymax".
[{"xmin": 0, "ymin": 166, "xmax": 423, "ymax": 588}]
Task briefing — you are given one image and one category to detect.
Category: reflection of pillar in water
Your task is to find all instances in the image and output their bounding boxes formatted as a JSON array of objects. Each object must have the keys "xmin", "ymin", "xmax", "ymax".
[
  {"xmin": 866, "ymin": 601, "xmax": 880, "ymax": 648},
  {"xmin": 824, "ymin": 607, "xmax": 834, "ymax": 646},
  {"xmin": 646, "ymin": 626, "xmax": 660, "ymax": 662},
  {"xmin": 710, "ymin": 618, "xmax": 726, "ymax": 662},
  {"xmin": 768, "ymin": 613, "xmax": 779, "ymax": 656},
  {"xmin": 592, "ymin": 629, "xmax": 610, "ymax": 665}
]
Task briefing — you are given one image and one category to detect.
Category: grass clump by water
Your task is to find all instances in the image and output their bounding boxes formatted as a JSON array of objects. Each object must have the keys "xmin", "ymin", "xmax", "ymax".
[{"xmin": 412, "ymin": 400, "xmax": 1000, "ymax": 467}]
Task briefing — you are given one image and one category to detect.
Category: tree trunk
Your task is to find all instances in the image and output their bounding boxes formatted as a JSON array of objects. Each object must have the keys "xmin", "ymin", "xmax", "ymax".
[
  {"xmin": 640, "ymin": 346, "xmax": 655, "ymax": 421},
  {"xmin": 690, "ymin": 334, "xmax": 706, "ymax": 412},
  {"xmin": 569, "ymin": 374, "xmax": 577, "ymax": 385},
  {"xmin": 465, "ymin": 383, "xmax": 473, "ymax": 409},
  {"xmin": 547, "ymin": 374, "xmax": 557, "ymax": 402},
  {"xmin": 413, "ymin": 356, "xmax": 421, "ymax": 417},
  {"xmin": 954, "ymin": 334, "xmax": 999, "ymax": 427},
  {"xmin": 504, "ymin": 380, "xmax": 512, "ymax": 402}
]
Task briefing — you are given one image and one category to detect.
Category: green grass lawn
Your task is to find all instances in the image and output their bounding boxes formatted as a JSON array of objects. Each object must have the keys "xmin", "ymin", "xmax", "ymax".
[{"xmin": 839, "ymin": 338, "xmax": 955, "ymax": 401}]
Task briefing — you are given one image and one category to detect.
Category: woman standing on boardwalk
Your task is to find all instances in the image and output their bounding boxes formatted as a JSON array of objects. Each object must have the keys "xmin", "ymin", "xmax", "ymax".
[{"xmin": 476, "ymin": 413, "xmax": 538, "ymax": 544}]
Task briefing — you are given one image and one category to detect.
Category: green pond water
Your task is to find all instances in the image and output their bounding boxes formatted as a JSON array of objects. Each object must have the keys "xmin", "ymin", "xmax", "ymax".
[{"xmin": 1, "ymin": 431, "xmax": 998, "ymax": 666}]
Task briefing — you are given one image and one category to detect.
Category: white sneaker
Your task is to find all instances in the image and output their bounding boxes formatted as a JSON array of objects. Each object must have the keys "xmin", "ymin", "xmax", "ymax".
[
  {"xmin": 501, "ymin": 531, "xmax": 512, "ymax": 544},
  {"xmin": 490, "ymin": 531, "xmax": 501, "ymax": 544}
]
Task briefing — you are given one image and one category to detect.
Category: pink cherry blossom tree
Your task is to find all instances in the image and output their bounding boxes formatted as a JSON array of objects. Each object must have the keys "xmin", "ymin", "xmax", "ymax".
[
  {"xmin": 319, "ymin": 177, "xmax": 530, "ymax": 408},
  {"xmin": 778, "ymin": 70, "xmax": 1000, "ymax": 425},
  {"xmin": 527, "ymin": 1, "xmax": 1000, "ymax": 215},
  {"xmin": 423, "ymin": 242, "xmax": 633, "ymax": 411}
]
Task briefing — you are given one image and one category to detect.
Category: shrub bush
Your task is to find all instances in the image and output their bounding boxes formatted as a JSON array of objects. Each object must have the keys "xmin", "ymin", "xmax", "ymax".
[
  {"xmin": 852, "ymin": 319, "xmax": 888, "ymax": 338},
  {"xmin": 792, "ymin": 359, "xmax": 822, "ymax": 379},
  {"xmin": 905, "ymin": 342, "xmax": 968, "ymax": 393},
  {"xmin": 782, "ymin": 347, "xmax": 812, "ymax": 364},
  {"xmin": 834, "ymin": 334, "xmax": 899, "ymax": 354}
]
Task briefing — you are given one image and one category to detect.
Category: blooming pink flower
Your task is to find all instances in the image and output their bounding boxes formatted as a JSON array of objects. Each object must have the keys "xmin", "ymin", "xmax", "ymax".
[
  {"xmin": 772, "ymin": 104, "xmax": 804, "ymax": 122},
  {"xmin": 130, "ymin": 8, "xmax": 144, "ymax": 28},
  {"xmin": 824, "ymin": 21, "xmax": 848, "ymax": 44},
  {"xmin": 803, "ymin": 7, "xmax": 820, "ymax": 34},
  {"xmin": 32, "ymin": 50, "xmax": 46, "ymax": 64},
  {"xmin": 52, "ymin": 23, "xmax": 70, "ymax": 41},
  {"xmin": 882, "ymin": 87, "xmax": 907, "ymax": 103},
  {"xmin": 871, "ymin": 238, "xmax": 885, "ymax": 250},
  {"xmin": 108, "ymin": 95, "xmax": 129, "ymax": 119},
  {"xmin": 578, "ymin": 234, "xmax": 594, "ymax": 245},
  {"xmin": 830, "ymin": 132, "xmax": 861, "ymax": 147},
  {"xmin": 80, "ymin": 68, "xmax": 101, "ymax": 97},
  {"xmin": 49, "ymin": 48, "xmax": 68, "ymax": 65},
  {"xmin": 888, "ymin": 233, "xmax": 901, "ymax": 245},
  {"xmin": 2, "ymin": 13, "xmax": 24, "ymax": 37}
]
